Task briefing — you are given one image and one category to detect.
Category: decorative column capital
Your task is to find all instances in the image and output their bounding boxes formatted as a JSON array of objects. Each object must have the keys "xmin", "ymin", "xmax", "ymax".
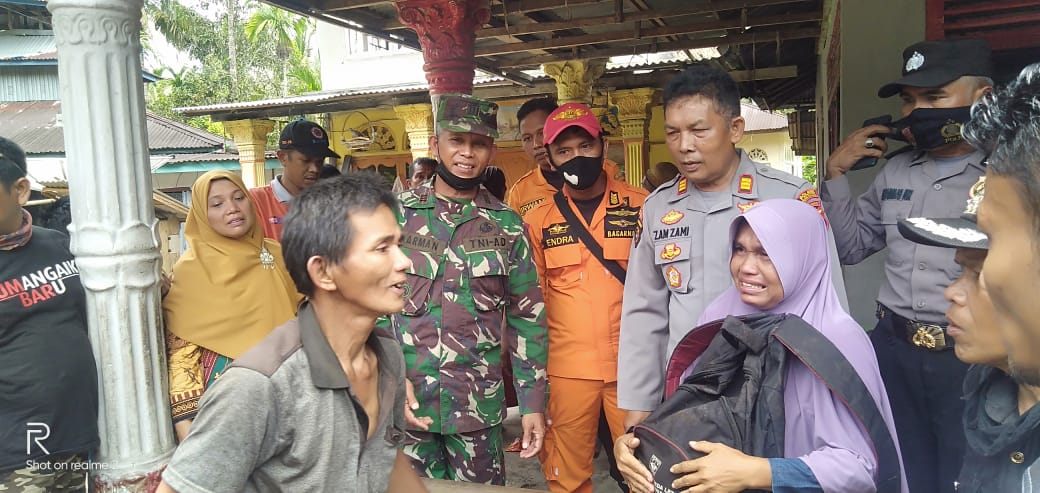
[
  {"xmin": 224, "ymin": 118, "xmax": 276, "ymax": 142},
  {"xmin": 395, "ymin": 0, "xmax": 489, "ymax": 95},
  {"xmin": 224, "ymin": 119, "xmax": 275, "ymax": 189},
  {"xmin": 394, "ymin": 103, "xmax": 434, "ymax": 132},
  {"xmin": 541, "ymin": 59, "xmax": 607, "ymax": 104},
  {"xmin": 613, "ymin": 88, "xmax": 658, "ymax": 140},
  {"xmin": 614, "ymin": 88, "xmax": 657, "ymax": 118},
  {"xmin": 394, "ymin": 103, "xmax": 435, "ymax": 160}
]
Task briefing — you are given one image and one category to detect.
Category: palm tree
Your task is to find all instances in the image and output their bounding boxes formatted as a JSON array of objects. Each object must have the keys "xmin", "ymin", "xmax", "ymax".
[
  {"xmin": 244, "ymin": 5, "xmax": 310, "ymax": 58},
  {"xmin": 244, "ymin": 5, "xmax": 313, "ymax": 95},
  {"xmin": 287, "ymin": 63, "xmax": 322, "ymax": 93}
]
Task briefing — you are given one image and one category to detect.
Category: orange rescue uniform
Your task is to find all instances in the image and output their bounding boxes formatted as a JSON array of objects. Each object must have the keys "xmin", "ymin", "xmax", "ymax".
[
  {"xmin": 527, "ymin": 175, "xmax": 647, "ymax": 493},
  {"xmin": 249, "ymin": 185, "xmax": 288, "ymax": 240},
  {"xmin": 506, "ymin": 159, "xmax": 622, "ymax": 219}
]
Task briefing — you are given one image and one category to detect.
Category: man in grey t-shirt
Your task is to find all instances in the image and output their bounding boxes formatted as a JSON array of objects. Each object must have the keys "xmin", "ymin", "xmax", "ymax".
[{"xmin": 157, "ymin": 173, "xmax": 427, "ymax": 493}]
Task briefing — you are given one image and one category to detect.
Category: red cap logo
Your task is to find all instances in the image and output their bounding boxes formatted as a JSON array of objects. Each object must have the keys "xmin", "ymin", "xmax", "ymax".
[{"xmin": 543, "ymin": 102, "xmax": 602, "ymax": 145}]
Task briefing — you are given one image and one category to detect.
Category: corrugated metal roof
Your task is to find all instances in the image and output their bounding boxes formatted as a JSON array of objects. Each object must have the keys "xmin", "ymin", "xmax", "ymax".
[
  {"xmin": 0, "ymin": 100, "xmax": 225, "ymax": 154},
  {"xmin": 0, "ymin": 30, "xmax": 57, "ymax": 61},
  {"xmin": 741, "ymin": 102, "xmax": 789, "ymax": 132},
  {"xmin": 175, "ymin": 74, "xmax": 506, "ymax": 114}
]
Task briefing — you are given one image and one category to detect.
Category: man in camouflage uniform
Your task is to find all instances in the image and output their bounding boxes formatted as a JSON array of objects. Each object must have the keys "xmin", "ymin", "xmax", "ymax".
[{"xmin": 378, "ymin": 93, "xmax": 548, "ymax": 485}]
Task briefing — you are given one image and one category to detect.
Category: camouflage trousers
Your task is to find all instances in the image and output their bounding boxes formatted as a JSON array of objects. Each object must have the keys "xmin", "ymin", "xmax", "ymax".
[
  {"xmin": 404, "ymin": 425, "xmax": 505, "ymax": 485},
  {"xmin": 0, "ymin": 455, "xmax": 87, "ymax": 492}
]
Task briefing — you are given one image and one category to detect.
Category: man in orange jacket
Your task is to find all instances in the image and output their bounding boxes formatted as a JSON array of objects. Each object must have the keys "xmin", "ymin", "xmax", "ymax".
[
  {"xmin": 250, "ymin": 119, "xmax": 340, "ymax": 240},
  {"xmin": 527, "ymin": 103, "xmax": 648, "ymax": 493}
]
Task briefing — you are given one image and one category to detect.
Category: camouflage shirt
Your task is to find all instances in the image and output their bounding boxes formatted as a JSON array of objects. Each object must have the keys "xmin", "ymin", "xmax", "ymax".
[{"xmin": 377, "ymin": 183, "xmax": 548, "ymax": 434}]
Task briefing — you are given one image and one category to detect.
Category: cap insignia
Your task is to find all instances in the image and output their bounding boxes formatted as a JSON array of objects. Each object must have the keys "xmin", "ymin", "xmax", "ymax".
[
  {"xmin": 906, "ymin": 51, "xmax": 925, "ymax": 72},
  {"xmin": 553, "ymin": 107, "xmax": 589, "ymax": 121}
]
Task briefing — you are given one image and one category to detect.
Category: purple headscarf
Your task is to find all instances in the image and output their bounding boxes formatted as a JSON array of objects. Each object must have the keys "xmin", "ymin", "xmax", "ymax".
[{"xmin": 698, "ymin": 199, "xmax": 907, "ymax": 493}]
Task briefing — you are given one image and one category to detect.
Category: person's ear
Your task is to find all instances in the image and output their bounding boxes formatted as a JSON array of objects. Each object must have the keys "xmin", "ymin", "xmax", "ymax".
[
  {"xmin": 973, "ymin": 84, "xmax": 993, "ymax": 102},
  {"xmin": 13, "ymin": 177, "xmax": 30, "ymax": 206},
  {"xmin": 729, "ymin": 116, "xmax": 746, "ymax": 144},
  {"xmin": 601, "ymin": 138, "xmax": 610, "ymax": 157},
  {"xmin": 306, "ymin": 256, "xmax": 337, "ymax": 294},
  {"xmin": 428, "ymin": 135, "xmax": 439, "ymax": 161}
]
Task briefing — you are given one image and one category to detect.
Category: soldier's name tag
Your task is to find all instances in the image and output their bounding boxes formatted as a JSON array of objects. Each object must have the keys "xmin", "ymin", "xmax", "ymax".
[
  {"xmin": 463, "ymin": 235, "xmax": 511, "ymax": 253},
  {"xmin": 401, "ymin": 233, "xmax": 448, "ymax": 255}
]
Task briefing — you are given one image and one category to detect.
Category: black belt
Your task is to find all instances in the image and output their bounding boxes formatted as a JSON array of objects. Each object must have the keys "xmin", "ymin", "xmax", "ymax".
[{"xmin": 876, "ymin": 303, "xmax": 953, "ymax": 351}]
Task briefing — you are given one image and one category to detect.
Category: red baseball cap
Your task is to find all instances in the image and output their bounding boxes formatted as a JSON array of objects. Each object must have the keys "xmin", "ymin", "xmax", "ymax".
[{"xmin": 543, "ymin": 102, "xmax": 602, "ymax": 145}]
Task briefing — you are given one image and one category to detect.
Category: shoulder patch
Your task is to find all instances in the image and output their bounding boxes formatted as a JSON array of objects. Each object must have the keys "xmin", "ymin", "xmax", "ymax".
[
  {"xmin": 797, "ymin": 188, "xmax": 828, "ymax": 225},
  {"xmin": 676, "ymin": 178, "xmax": 688, "ymax": 195}
]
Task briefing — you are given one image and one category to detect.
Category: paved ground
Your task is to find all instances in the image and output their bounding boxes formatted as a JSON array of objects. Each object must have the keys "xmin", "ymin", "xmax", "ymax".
[{"xmin": 501, "ymin": 407, "xmax": 624, "ymax": 492}]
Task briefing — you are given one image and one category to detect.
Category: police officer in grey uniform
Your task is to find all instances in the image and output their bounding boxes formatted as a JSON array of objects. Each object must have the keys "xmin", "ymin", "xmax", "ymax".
[
  {"xmin": 617, "ymin": 64, "xmax": 848, "ymax": 430},
  {"xmin": 820, "ymin": 39, "xmax": 992, "ymax": 493}
]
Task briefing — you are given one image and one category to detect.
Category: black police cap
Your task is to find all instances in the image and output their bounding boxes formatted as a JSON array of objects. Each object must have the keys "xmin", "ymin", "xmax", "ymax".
[{"xmin": 878, "ymin": 39, "xmax": 993, "ymax": 98}]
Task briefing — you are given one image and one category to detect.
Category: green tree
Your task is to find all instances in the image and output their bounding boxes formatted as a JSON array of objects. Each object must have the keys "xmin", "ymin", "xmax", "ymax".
[
  {"xmin": 142, "ymin": 0, "xmax": 320, "ymax": 130},
  {"xmin": 244, "ymin": 5, "xmax": 317, "ymax": 95},
  {"xmin": 802, "ymin": 155, "xmax": 818, "ymax": 185}
]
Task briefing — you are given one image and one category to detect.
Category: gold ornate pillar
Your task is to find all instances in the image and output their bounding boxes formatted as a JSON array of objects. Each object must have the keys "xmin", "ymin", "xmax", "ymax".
[
  {"xmin": 394, "ymin": 103, "xmax": 435, "ymax": 161},
  {"xmin": 614, "ymin": 88, "xmax": 657, "ymax": 187},
  {"xmin": 224, "ymin": 119, "xmax": 275, "ymax": 188},
  {"xmin": 542, "ymin": 59, "xmax": 607, "ymax": 104}
]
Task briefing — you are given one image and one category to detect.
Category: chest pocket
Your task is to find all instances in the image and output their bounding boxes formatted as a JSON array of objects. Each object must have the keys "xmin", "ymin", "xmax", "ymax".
[
  {"xmin": 654, "ymin": 237, "xmax": 691, "ymax": 294},
  {"xmin": 467, "ymin": 248, "xmax": 509, "ymax": 312},
  {"xmin": 544, "ymin": 243, "xmax": 582, "ymax": 289},
  {"xmin": 401, "ymin": 248, "xmax": 438, "ymax": 317},
  {"xmin": 881, "ymin": 200, "xmax": 913, "ymax": 225}
]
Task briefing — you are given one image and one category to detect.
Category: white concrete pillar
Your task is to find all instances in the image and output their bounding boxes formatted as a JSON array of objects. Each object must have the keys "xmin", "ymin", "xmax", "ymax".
[{"xmin": 48, "ymin": 0, "xmax": 175, "ymax": 489}]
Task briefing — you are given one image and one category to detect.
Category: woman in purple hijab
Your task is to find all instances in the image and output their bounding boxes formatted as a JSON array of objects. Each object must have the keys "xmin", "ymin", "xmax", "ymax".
[{"xmin": 616, "ymin": 199, "xmax": 907, "ymax": 493}]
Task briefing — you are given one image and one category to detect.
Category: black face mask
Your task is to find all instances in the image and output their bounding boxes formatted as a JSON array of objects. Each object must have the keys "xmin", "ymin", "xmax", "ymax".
[
  {"xmin": 889, "ymin": 106, "xmax": 972, "ymax": 150},
  {"xmin": 435, "ymin": 162, "xmax": 483, "ymax": 191},
  {"xmin": 554, "ymin": 155, "xmax": 604, "ymax": 190}
]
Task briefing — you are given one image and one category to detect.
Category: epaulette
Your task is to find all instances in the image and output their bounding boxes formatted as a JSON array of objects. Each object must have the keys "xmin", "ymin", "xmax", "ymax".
[
  {"xmin": 646, "ymin": 173, "xmax": 683, "ymax": 203},
  {"xmin": 755, "ymin": 165, "xmax": 805, "ymax": 188},
  {"xmin": 885, "ymin": 145, "xmax": 920, "ymax": 162},
  {"xmin": 397, "ymin": 187, "xmax": 434, "ymax": 208}
]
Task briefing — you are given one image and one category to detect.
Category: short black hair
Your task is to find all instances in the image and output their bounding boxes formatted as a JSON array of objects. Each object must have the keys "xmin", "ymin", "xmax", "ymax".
[
  {"xmin": 40, "ymin": 195, "xmax": 72, "ymax": 233},
  {"xmin": 0, "ymin": 136, "xmax": 28, "ymax": 190},
  {"xmin": 964, "ymin": 62, "xmax": 1040, "ymax": 237},
  {"xmin": 281, "ymin": 172, "xmax": 399, "ymax": 297},
  {"xmin": 517, "ymin": 97, "xmax": 558, "ymax": 125},
  {"xmin": 318, "ymin": 164, "xmax": 341, "ymax": 180},
  {"xmin": 411, "ymin": 157, "xmax": 437, "ymax": 174},
  {"xmin": 662, "ymin": 63, "xmax": 741, "ymax": 120},
  {"xmin": 482, "ymin": 166, "xmax": 507, "ymax": 201}
]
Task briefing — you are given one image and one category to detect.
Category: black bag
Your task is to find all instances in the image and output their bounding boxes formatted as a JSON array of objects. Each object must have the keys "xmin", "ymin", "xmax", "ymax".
[{"xmin": 632, "ymin": 314, "xmax": 901, "ymax": 493}]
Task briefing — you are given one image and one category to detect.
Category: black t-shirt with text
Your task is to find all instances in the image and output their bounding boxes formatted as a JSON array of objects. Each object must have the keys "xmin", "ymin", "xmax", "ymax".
[{"xmin": 0, "ymin": 226, "xmax": 99, "ymax": 472}]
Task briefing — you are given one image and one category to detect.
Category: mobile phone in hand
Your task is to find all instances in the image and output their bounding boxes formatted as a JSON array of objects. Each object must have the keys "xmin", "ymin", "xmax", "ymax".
[{"xmin": 850, "ymin": 115, "xmax": 893, "ymax": 171}]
